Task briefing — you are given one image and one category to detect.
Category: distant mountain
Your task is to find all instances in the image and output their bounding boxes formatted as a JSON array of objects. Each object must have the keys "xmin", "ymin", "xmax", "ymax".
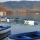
[{"xmin": 0, "ymin": 1, "xmax": 40, "ymax": 9}]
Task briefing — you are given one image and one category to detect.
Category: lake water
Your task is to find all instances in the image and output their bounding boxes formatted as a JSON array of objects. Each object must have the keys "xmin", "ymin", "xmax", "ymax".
[{"xmin": 0, "ymin": 22, "xmax": 40, "ymax": 40}]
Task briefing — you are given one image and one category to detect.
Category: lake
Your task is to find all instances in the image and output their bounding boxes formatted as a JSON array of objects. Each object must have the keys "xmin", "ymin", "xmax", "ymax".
[{"xmin": 0, "ymin": 22, "xmax": 40, "ymax": 40}]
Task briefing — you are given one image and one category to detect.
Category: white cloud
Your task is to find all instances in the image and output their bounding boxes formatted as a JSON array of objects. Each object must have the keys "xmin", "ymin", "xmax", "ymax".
[
  {"xmin": 0, "ymin": 0, "xmax": 40, "ymax": 2},
  {"xmin": 0, "ymin": 0, "xmax": 20, "ymax": 2}
]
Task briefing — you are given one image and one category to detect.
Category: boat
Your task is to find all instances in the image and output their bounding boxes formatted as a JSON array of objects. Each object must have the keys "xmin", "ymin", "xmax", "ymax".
[
  {"xmin": 24, "ymin": 18, "xmax": 38, "ymax": 25},
  {"xmin": 8, "ymin": 31, "xmax": 40, "ymax": 40},
  {"xmin": 14, "ymin": 18, "xmax": 19, "ymax": 22},
  {"xmin": 0, "ymin": 16, "xmax": 7, "ymax": 22},
  {"xmin": 0, "ymin": 25, "xmax": 11, "ymax": 34},
  {"xmin": 0, "ymin": 30, "xmax": 11, "ymax": 40},
  {"xmin": 7, "ymin": 18, "xmax": 14, "ymax": 22}
]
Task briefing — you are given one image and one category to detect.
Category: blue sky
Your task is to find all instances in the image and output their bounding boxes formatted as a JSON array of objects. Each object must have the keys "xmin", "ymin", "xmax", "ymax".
[{"xmin": 0, "ymin": 0, "xmax": 40, "ymax": 2}]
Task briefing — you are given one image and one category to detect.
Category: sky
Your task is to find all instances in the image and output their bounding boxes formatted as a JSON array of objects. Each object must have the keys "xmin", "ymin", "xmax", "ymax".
[{"xmin": 0, "ymin": 0, "xmax": 40, "ymax": 2}]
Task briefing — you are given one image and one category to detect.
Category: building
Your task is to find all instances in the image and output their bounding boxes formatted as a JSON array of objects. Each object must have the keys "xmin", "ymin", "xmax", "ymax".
[
  {"xmin": 0, "ymin": 11, "xmax": 6, "ymax": 17},
  {"xmin": 0, "ymin": 12, "xmax": 7, "ymax": 21}
]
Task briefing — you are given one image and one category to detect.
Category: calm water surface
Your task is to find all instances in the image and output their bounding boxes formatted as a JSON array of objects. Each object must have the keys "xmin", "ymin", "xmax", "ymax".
[{"xmin": 0, "ymin": 22, "xmax": 40, "ymax": 40}]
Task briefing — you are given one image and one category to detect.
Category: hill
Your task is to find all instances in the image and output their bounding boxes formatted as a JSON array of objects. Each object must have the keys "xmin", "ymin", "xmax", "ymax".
[{"xmin": 0, "ymin": 1, "xmax": 37, "ymax": 9}]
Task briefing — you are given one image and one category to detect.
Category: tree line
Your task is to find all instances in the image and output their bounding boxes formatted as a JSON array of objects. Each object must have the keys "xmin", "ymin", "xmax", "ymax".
[{"xmin": 0, "ymin": 7, "xmax": 40, "ymax": 19}]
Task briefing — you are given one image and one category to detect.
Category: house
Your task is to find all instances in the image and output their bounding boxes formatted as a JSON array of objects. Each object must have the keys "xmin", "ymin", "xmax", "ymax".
[{"xmin": 0, "ymin": 11, "xmax": 6, "ymax": 17}]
